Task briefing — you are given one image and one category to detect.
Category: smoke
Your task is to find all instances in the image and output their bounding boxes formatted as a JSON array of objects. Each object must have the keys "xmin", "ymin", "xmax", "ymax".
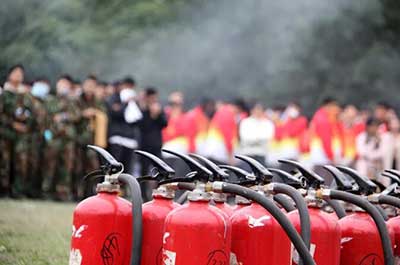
[{"xmin": 113, "ymin": 0, "xmax": 361, "ymax": 104}]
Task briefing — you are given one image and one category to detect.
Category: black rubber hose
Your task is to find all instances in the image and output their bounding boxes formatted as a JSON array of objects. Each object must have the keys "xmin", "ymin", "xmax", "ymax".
[
  {"xmin": 176, "ymin": 182, "xmax": 196, "ymax": 191},
  {"xmin": 378, "ymin": 194, "xmax": 400, "ymax": 209},
  {"xmin": 273, "ymin": 194, "xmax": 296, "ymax": 212},
  {"xmin": 325, "ymin": 199, "xmax": 346, "ymax": 219},
  {"xmin": 327, "ymin": 190, "xmax": 394, "ymax": 265},
  {"xmin": 218, "ymin": 182, "xmax": 316, "ymax": 265},
  {"xmin": 118, "ymin": 173, "xmax": 143, "ymax": 265},
  {"xmin": 270, "ymin": 183, "xmax": 311, "ymax": 253},
  {"xmin": 375, "ymin": 205, "xmax": 389, "ymax": 221}
]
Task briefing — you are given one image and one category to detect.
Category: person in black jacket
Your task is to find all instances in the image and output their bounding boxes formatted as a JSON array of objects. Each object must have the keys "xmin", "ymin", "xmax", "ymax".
[
  {"xmin": 106, "ymin": 77, "xmax": 142, "ymax": 174},
  {"xmin": 139, "ymin": 87, "xmax": 168, "ymax": 176}
]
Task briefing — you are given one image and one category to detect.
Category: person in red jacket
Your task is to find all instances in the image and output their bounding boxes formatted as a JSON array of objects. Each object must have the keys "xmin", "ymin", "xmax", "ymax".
[
  {"xmin": 184, "ymin": 98, "xmax": 216, "ymax": 156},
  {"xmin": 309, "ymin": 98, "xmax": 342, "ymax": 166},
  {"xmin": 205, "ymin": 99, "xmax": 247, "ymax": 164},
  {"xmin": 162, "ymin": 92, "xmax": 189, "ymax": 176},
  {"xmin": 278, "ymin": 102, "xmax": 308, "ymax": 161},
  {"xmin": 162, "ymin": 92, "xmax": 188, "ymax": 153},
  {"xmin": 339, "ymin": 104, "xmax": 364, "ymax": 167}
]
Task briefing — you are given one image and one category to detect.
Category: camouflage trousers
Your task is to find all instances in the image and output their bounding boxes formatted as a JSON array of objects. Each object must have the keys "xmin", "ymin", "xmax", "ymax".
[
  {"xmin": 0, "ymin": 139, "xmax": 12, "ymax": 195},
  {"xmin": 42, "ymin": 139, "xmax": 75, "ymax": 200},
  {"xmin": 11, "ymin": 135, "xmax": 31, "ymax": 196}
]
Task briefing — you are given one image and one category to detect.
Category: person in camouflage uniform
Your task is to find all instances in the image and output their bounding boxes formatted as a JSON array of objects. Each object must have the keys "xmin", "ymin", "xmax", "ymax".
[
  {"xmin": 74, "ymin": 75, "xmax": 105, "ymax": 198},
  {"xmin": 28, "ymin": 78, "xmax": 51, "ymax": 198},
  {"xmin": 0, "ymin": 88, "xmax": 14, "ymax": 196},
  {"xmin": 43, "ymin": 75, "xmax": 80, "ymax": 200},
  {"xmin": 1, "ymin": 65, "xmax": 37, "ymax": 198}
]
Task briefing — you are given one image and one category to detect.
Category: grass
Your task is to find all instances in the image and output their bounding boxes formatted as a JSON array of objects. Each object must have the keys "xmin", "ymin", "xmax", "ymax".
[{"xmin": 0, "ymin": 199, "xmax": 75, "ymax": 265}]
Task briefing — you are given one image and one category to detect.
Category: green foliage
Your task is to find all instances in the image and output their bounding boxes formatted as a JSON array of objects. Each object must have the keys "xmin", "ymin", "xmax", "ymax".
[{"xmin": 0, "ymin": 0, "xmax": 189, "ymax": 82}]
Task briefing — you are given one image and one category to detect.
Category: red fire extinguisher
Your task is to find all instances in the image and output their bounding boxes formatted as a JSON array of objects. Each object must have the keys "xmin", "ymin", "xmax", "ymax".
[
  {"xmin": 189, "ymin": 153, "xmax": 235, "ymax": 217},
  {"xmin": 169, "ymin": 153, "xmax": 316, "ymax": 264},
  {"xmin": 322, "ymin": 166, "xmax": 395, "ymax": 265},
  {"xmin": 227, "ymin": 155, "xmax": 308, "ymax": 265},
  {"xmin": 383, "ymin": 170, "xmax": 400, "ymax": 263},
  {"xmin": 279, "ymin": 160, "xmax": 341, "ymax": 265},
  {"xmin": 134, "ymin": 150, "xmax": 181, "ymax": 265},
  {"xmin": 161, "ymin": 150, "xmax": 231, "ymax": 265},
  {"xmin": 69, "ymin": 145, "xmax": 143, "ymax": 265}
]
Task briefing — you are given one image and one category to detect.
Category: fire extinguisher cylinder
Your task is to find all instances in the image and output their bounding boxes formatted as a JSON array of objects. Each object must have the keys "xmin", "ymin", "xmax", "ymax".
[
  {"xmin": 207, "ymin": 181, "xmax": 316, "ymax": 265},
  {"xmin": 316, "ymin": 188, "xmax": 395, "ymax": 265}
]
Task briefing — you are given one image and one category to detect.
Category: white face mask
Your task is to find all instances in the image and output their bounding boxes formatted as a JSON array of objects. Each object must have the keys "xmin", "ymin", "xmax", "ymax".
[
  {"xmin": 31, "ymin": 82, "xmax": 50, "ymax": 99},
  {"xmin": 120, "ymin": 88, "xmax": 136, "ymax": 103},
  {"xmin": 287, "ymin": 107, "xmax": 300, "ymax": 119}
]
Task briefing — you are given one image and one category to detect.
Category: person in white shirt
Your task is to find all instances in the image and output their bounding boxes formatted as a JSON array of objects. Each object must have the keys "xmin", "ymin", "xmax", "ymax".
[{"xmin": 239, "ymin": 102, "xmax": 274, "ymax": 164}]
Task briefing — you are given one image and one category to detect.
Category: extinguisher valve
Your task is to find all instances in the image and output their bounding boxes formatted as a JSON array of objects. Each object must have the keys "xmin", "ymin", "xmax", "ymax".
[
  {"xmin": 211, "ymin": 192, "xmax": 228, "ymax": 202},
  {"xmin": 188, "ymin": 185, "xmax": 212, "ymax": 201},
  {"xmin": 152, "ymin": 185, "xmax": 175, "ymax": 199}
]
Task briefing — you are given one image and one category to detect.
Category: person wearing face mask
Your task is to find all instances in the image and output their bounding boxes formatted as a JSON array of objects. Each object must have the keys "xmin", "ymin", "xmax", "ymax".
[
  {"xmin": 106, "ymin": 77, "xmax": 142, "ymax": 175},
  {"xmin": 276, "ymin": 102, "xmax": 308, "ymax": 162},
  {"xmin": 42, "ymin": 75, "xmax": 80, "ymax": 200},
  {"xmin": 28, "ymin": 78, "xmax": 51, "ymax": 198}
]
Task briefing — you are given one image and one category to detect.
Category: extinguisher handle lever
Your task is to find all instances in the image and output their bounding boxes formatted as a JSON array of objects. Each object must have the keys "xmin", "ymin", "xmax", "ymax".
[
  {"xmin": 268, "ymin": 168, "xmax": 302, "ymax": 188},
  {"xmin": 189, "ymin": 153, "xmax": 229, "ymax": 181},
  {"xmin": 162, "ymin": 149, "xmax": 212, "ymax": 182},
  {"xmin": 219, "ymin": 165, "xmax": 256, "ymax": 185},
  {"xmin": 134, "ymin": 150, "xmax": 175, "ymax": 181},
  {"xmin": 87, "ymin": 145, "xmax": 123, "ymax": 175},
  {"xmin": 383, "ymin": 170, "xmax": 400, "ymax": 184},
  {"xmin": 323, "ymin": 165, "xmax": 353, "ymax": 191},
  {"xmin": 380, "ymin": 183, "xmax": 399, "ymax": 196},
  {"xmin": 235, "ymin": 155, "xmax": 273, "ymax": 184},
  {"xmin": 278, "ymin": 159, "xmax": 324, "ymax": 189},
  {"xmin": 336, "ymin": 166, "xmax": 377, "ymax": 195}
]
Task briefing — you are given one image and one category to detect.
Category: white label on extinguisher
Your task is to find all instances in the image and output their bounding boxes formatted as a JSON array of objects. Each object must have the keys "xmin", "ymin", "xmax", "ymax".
[
  {"xmin": 395, "ymin": 256, "xmax": 400, "ymax": 265},
  {"xmin": 72, "ymin": 225, "xmax": 88, "ymax": 238},
  {"xmin": 69, "ymin": 248, "xmax": 82, "ymax": 265},
  {"xmin": 340, "ymin": 237, "xmax": 353, "ymax": 244},
  {"xmin": 291, "ymin": 243, "xmax": 316, "ymax": 264},
  {"xmin": 247, "ymin": 215, "xmax": 271, "ymax": 228},
  {"xmin": 163, "ymin": 232, "xmax": 170, "ymax": 244},
  {"xmin": 162, "ymin": 249, "xmax": 176, "ymax": 265}
]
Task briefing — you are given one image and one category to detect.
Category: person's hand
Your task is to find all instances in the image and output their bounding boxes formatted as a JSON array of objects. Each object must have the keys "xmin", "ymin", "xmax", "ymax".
[
  {"xmin": 12, "ymin": 122, "xmax": 28, "ymax": 133},
  {"xmin": 53, "ymin": 113, "xmax": 63, "ymax": 123},
  {"xmin": 83, "ymin": 108, "xmax": 96, "ymax": 118}
]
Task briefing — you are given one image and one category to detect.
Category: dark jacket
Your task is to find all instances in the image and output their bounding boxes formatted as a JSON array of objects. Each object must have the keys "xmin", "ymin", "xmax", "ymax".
[
  {"xmin": 140, "ymin": 108, "xmax": 167, "ymax": 150},
  {"xmin": 106, "ymin": 93, "xmax": 141, "ymax": 141}
]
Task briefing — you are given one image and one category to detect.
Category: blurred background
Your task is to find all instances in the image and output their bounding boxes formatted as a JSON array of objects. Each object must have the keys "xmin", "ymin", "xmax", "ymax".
[
  {"xmin": 1, "ymin": 0, "xmax": 400, "ymax": 110},
  {"xmin": 1, "ymin": 1, "xmax": 400, "ymax": 264}
]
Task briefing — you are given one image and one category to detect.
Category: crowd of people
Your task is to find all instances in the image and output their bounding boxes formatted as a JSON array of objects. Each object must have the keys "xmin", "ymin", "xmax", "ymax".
[{"xmin": 0, "ymin": 64, "xmax": 399, "ymax": 201}]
